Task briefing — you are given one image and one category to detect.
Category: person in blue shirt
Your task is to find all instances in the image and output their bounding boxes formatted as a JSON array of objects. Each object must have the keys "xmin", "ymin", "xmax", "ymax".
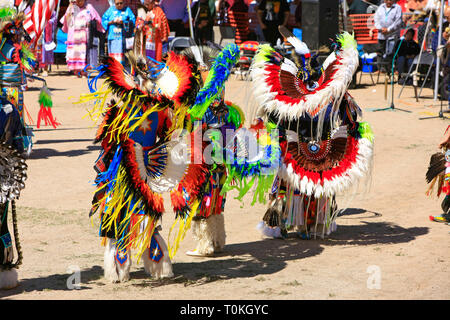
[{"xmin": 102, "ymin": 0, "xmax": 136, "ymax": 65}]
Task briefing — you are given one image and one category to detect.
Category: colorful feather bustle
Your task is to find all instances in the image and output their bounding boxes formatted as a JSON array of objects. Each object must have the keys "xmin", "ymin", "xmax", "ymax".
[
  {"xmin": 188, "ymin": 43, "xmax": 240, "ymax": 120},
  {"xmin": 36, "ymin": 86, "xmax": 60, "ymax": 129},
  {"xmin": 159, "ymin": 52, "xmax": 201, "ymax": 107},
  {"xmin": 221, "ymin": 122, "xmax": 281, "ymax": 205},
  {"xmin": 250, "ymin": 32, "xmax": 359, "ymax": 122},
  {"xmin": 79, "ymin": 59, "xmax": 172, "ymax": 144},
  {"xmin": 278, "ymin": 122, "xmax": 374, "ymax": 199},
  {"xmin": 93, "ymin": 138, "xmax": 165, "ymax": 260},
  {"xmin": 11, "ymin": 42, "xmax": 35, "ymax": 72},
  {"xmin": 425, "ymin": 152, "xmax": 448, "ymax": 198}
]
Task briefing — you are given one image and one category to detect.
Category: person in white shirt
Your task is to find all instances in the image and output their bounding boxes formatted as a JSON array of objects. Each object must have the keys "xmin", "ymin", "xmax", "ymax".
[{"xmin": 374, "ymin": 0, "xmax": 403, "ymax": 71}]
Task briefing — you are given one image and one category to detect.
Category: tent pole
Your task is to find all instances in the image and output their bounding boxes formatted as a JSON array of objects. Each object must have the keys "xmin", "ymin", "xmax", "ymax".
[
  {"xmin": 434, "ymin": 0, "xmax": 444, "ymax": 101},
  {"xmin": 187, "ymin": 0, "xmax": 194, "ymax": 39}
]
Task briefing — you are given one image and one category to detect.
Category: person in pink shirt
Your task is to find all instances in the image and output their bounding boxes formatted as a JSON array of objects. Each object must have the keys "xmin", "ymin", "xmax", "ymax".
[{"xmin": 61, "ymin": 0, "xmax": 105, "ymax": 77}]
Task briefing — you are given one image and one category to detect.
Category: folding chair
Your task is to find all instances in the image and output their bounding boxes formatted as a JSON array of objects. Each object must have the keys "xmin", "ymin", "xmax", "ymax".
[
  {"xmin": 219, "ymin": 26, "xmax": 236, "ymax": 46},
  {"xmin": 168, "ymin": 37, "xmax": 195, "ymax": 53},
  {"xmin": 398, "ymin": 51, "xmax": 436, "ymax": 100}
]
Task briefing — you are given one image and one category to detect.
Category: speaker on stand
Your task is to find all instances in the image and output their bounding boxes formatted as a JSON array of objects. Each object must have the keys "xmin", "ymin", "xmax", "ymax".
[{"xmin": 301, "ymin": 0, "xmax": 339, "ymax": 53}]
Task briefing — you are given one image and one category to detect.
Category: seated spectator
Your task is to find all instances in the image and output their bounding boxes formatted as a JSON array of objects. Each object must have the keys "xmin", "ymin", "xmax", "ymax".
[
  {"xmin": 395, "ymin": 28, "xmax": 420, "ymax": 83},
  {"xmin": 347, "ymin": 0, "xmax": 369, "ymax": 14}
]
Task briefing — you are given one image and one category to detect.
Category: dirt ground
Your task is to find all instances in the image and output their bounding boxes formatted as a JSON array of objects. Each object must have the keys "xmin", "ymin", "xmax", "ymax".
[{"xmin": 0, "ymin": 65, "xmax": 449, "ymax": 300}]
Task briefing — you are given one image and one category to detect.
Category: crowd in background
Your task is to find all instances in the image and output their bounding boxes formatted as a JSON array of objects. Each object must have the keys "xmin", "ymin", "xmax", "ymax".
[
  {"xmin": 34, "ymin": 0, "xmax": 450, "ymax": 97},
  {"xmin": 35, "ymin": 0, "xmax": 306, "ymax": 77}
]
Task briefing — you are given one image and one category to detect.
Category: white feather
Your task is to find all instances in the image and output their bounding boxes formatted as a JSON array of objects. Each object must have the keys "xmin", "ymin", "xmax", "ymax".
[{"xmin": 287, "ymin": 36, "xmax": 310, "ymax": 56}]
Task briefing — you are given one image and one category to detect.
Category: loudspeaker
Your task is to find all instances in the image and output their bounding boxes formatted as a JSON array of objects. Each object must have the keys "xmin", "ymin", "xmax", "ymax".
[{"xmin": 301, "ymin": 0, "xmax": 339, "ymax": 51}]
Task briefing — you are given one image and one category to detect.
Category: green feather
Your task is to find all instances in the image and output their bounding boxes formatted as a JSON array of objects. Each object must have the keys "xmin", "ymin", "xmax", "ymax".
[
  {"xmin": 336, "ymin": 32, "xmax": 357, "ymax": 50},
  {"xmin": 39, "ymin": 86, "xmax": 53, "ymax": 108},
  {"xmin": 358, "ymin": 122, "xmax": 374, "ymax": 143},
  {"xmin": 226, "ymin": 103, "xmax": 243, "ymax": 128},
  {"xmin": 0, "ymin": 8, "xmax": 17, "ymax": 19}
]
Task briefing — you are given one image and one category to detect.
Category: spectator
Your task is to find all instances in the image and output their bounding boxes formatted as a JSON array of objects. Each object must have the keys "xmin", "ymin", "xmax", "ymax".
[
  {"xmin": 136, "ymin": 0, "xmax": 170, "ymax": 62},
  {"xmin": 159, "ymin": 0, "xmax": 189, "ymax": 36},
  {"xmin": 61, "ymin": 0, "xmax": 105, "ymax": 77},
  {"xmin": 293, "ymin": 0, "xmax": 301, "ymax": 28},
  {"xmin": 102, "ymin": 0, "xmax": 136, "ymax": 65},
  {"xmin": 374, "ymin": 0, "xmax": 403, "ymax": 72},
  {"xmin": 192, "ymin": 0, "xmax": 214, "ymax": 45},
  {"xmin": 91, "ymin": 0, "xmax": 112, "ymax": 56},
  {"xmin": 257, "ymin": 0, "xmax": 290, "ymax": 46},
  {"xmin": 39, "ymin": 11, "xmax": 57, "ymax": 77},
  {"xmin": 395, "ymin": 28, "xmax": 420, "ymax": 83},
  {"xmin": 228, "ymin": 0, "xmax": 250, "ymax": 44},
  {"xmin": 216, "ymin": 0, "xmax": 230, "ymax": 25},
  {"xmin": 347, "ymin": 0, "xmax": 369, "ymax": 14}
]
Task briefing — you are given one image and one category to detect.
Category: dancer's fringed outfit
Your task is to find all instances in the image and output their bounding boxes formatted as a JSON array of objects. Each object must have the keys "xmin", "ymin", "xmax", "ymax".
[
  {"xmin": 426, "ymin": 126, "xmax": 450, "ymax": 224},
  {"xmin": 84, "ymin": 52, "xmax": 192, "ymax": 282},
  {"xmin": 82, "ymin": 42, "xmax": 241, "ymax": 281},
  {"xmin": 225, "ymin": 30, "xmax": 374, "ymax": 239},
  {"xmin": 170, "ymin": 45, "xmax": 243, "ymax": 257},
  {"xmin": 0, "ymin": 2, "xmax": 30, "ymax": 289}
]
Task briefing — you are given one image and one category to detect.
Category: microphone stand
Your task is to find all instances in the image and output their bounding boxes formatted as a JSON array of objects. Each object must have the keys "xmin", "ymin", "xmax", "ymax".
[
  {"xmin": 419, "ymin": 91, "xmax": 450, "ymax": 120},
  {"xmin": 371, "ymin": 35, "xmax": 411, "ymax": 113}
]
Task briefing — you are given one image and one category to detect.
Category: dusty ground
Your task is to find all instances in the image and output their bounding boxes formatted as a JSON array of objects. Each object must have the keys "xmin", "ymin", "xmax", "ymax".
[{"xmin": 0, "ymin": 65, "xmax": 449, "ymax": 300}]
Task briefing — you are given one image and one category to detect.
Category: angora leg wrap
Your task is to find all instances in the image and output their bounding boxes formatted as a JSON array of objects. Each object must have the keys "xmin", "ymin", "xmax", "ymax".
[
  {"xmin": 104, "ymin": 238, "xmax": 131, "ymax": 283},
  {"xmin": 211, "ymin": 214, "xmax": 226, "ymax": 253},
  {"xmin": 192, "ymin": 214, "xmax": 226, "ymax": 256},
  {"xmin": 142, "ymin": 232, "xmax": 174, "ymax": 279},
  {"xmin": 0, "ymin": 269, "xmax": 18, "ymax": 290}
]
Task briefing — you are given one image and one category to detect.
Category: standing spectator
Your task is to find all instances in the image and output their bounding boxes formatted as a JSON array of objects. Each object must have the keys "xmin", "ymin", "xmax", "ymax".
[
  {"xmin": 137, "ymin": 0, "xmax": 170, "ymax": 62},
  {"xmin": 159, "ymin": 0, "xmax": 189, "ymax": 37},
  {"xmin": 39, "ymin": 11, "xmax": 58, "ymax": 76},
  {"xmin": 347, "ymin": 0, "xmax": 369, "ymax": 14},
  {"xmin": 216, "ymin": 0, "xmax": 230, "ymax": 25},
  {"xmin": 395, "ymin": 28, "xmax": 420, "ymax": 83},
  {"xmin": 91, "ymin": 0, "xmax": 113, "ymax": 56},
  {"xmin": 192, "ymin": 0, "xmax": 214, "ymax": 45},
  {"xmin": 257, "ymin": 0, "xmax": 290, "ymax": 46},
  {"xmin": 61, "ymin": 0, "xmax": 105, "ymax": 77},
  {"xmin": 224, "ymin": 0, "xmax": 250, "ymax": 44},
  {"xmin": 293, "ymin": 0, "xmax": 301, "ymax": 28},
  {"xmin": 374, "ymin": 0, "xmax": 403, "ymax": 72},
  {"xmin": 249, "ymin": 0, "xmax": 265, "ymax": 41},
  {"xmin": 102, "ymin": 0, "xmax": 136, "ymax": 65}
]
